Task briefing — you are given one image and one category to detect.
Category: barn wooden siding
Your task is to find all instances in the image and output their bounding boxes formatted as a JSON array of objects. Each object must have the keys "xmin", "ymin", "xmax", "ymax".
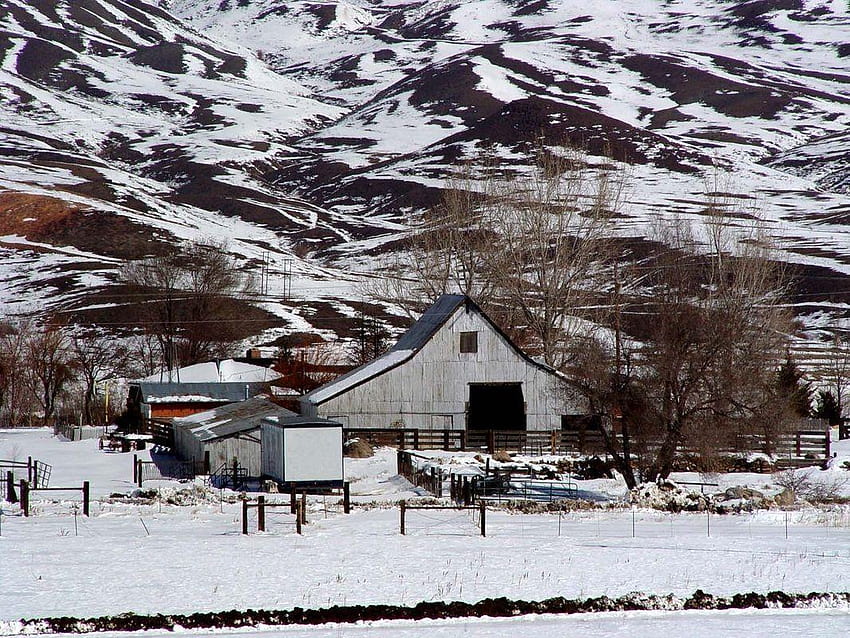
[{"xmin": 304, "ymin": 305, "xmax": 582, "ymax": 430}]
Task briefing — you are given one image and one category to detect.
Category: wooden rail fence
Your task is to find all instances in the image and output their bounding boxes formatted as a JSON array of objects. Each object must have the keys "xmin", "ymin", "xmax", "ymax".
[
  {"xmin": 397, "ymin": 450, "xmax": 443, "ymax": 497},
  {"xmin": 19, "ymin": 480, "xmax": 90, "ymax": 517},
  {"xmin": 139, "ymin": 419, "xmax": 174, "ymax": 448},
  {"xmin": 355, "ymin": 426, "xmax": 830, "ymax": 469}
]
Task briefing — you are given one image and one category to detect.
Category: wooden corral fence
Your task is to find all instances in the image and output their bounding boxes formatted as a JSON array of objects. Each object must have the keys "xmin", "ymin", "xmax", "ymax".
[
  {"xmin": 397, "ymin": 450, "xmax": 443, "ymax": 497},
  {"xmin": 676, "ymin": 429, "xmax": 832, "ymax": 470},
  {"xmin": 139, "ymin": 419, "xmax": 174, "ymax": 448},
  {"xmin": 18, "ymin": 480, "xmax": 90, "ymax": 517},
  {"xmin": 346, "ymin": 428, "xmax": 605, "ymax": 455},
  {"xmin": 1, "ymin": 457, "xmax": 51, "ymax": 501},
  {"xmin": 355, "ymin": 426, "xmax": 830, "ymax": 471},
  {"xmin": 345, "ymin": 428, "xmax": 466, "ymax": 451}
]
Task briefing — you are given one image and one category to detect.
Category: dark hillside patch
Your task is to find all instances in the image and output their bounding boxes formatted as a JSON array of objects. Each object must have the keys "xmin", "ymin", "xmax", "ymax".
[
  {"xmin": 0, "ymin": 192, "xmax": 174, "ymax": 259},
  {"xmin": 129, "ymin": 42, "xmax": 186, "ymax": 74},
  {"xmin": 622, "ymin": 54, "xmax": 793, "ymax": 118},
  {"xmin": 442, "ymin": 96, "xmax": 709, "ymax": 171},
  {"xmin": 15, "ymin": 39, "xmax": 73, "ymax": 83}
]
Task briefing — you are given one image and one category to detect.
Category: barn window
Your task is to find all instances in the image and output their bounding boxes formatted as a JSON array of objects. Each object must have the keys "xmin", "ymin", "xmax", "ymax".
[{"xmin": 460, "ymin": 331, "xmax": 478, "ymax": 353}]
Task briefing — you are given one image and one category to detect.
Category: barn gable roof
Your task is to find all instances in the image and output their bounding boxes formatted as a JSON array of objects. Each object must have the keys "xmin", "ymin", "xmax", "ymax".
[
  {"xmin": 174, "ymin": 396, "xmax": 296, "ymax": 442},
  {"xmin": 303, "ymin": 294, "xmax": 559, "ymax": 407}
]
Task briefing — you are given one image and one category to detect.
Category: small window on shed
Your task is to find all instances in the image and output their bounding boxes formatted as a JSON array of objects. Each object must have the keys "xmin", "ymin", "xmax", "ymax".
[{"xmin": 460, "ymin": 331, "xmax": 478, "ymax": 353}]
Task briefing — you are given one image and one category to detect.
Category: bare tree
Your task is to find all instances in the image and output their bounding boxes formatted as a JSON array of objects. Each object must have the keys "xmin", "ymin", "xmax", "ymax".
[
  {"xmin": 71, "ymin": 331, "xmax": 130, "ymax": 424},
  {"xmin": 371, "ymin": 143, "xmax": 624, "ymax": 365},
  {"xmin": 0, "ymin": 320, "xmax": 36, "ymax": 427},
  {"xmin": 571, "ymin": 209, "xmax": 791, "ymax": 488},
  {"xmin": 485, "ymin": 146, "xmax": 622, "ymax": 368},
  {"xmin": 27, "ymin": 324, "xmax": 76, "ymax": 425},
  {"xmin": 122, "ymin": 239, "xmax": 255, "ymax": 377}
]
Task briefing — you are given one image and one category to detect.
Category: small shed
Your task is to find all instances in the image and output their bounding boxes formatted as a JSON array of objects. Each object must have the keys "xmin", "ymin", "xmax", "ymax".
[
  {"xmin": 261, "ymin": 416, "xmax": 344, "ymax": 488},
  {"xmin": 173, "ymin": 396, "xmax": 296, "ymax": 476}
]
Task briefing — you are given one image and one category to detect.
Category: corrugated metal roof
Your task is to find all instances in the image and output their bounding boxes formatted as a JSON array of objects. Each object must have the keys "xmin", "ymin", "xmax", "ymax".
[
  {"xmin": 174, "ymin": 396, "xmax": 296, "ymax": 442},
  {"xmin": 137, "ymin": 381, "xmax": 271, "ymax": 403},
  {"xmin": 393, "ymin": 294, "xmax": 466, "ymax": 351},
  {"xmin": 302, "ymin": 295, "xmax": 467, "ymax": 406}
]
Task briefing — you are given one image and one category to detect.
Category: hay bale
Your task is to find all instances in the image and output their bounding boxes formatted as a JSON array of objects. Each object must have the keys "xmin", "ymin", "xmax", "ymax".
[{"xmin": 344, "ymin": 438, "xmax": 374, "ymax": 458}]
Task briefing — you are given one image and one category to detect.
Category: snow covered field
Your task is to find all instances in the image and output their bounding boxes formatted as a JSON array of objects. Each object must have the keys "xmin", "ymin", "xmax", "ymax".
[{"xmin": 1, "ymin": 428, "xmax": 849, "ymax": 636}]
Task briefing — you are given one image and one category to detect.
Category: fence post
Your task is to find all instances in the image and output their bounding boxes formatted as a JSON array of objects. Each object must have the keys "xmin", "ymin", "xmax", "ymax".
[
  {"xmin": 258, "ymin": 496, "xmax": 265, "ymax": 532},
  {"xmin": 400, "ymin": 500, "xmax": 406, "ymax": 535},
  {"xmin": 133, "ymin": 454, "xmax": 138, "ymax": 484},
  {"xmin": 795, "ymin": 432, "xmax": 801, "ymax": 457},
  {"xmin": 137, "ymin": 459, "xmax": 143, "ymax": 488},
  {"xmin": 21, "ymin": 480, "xmax": 29, "ymax": 517},
  {"xmin": 204, "ymin": 451, "xmax": 211, "ymax": 474},
  {"xmin": 27, "ymin": 456, "xmax": 33, "ymax": 484},
  {"xmin": 343, "ymin": 482, "xmax": 350, "ymax": 514},
  {"xmin": 290, "ymin": 487, "xmax": 297, "ymax": 514},
  {"xmin": 459, "ymin": 431, "xmax": 466, "ymax": 451},
  {"xmin": 480, "ymin": 502, "xmax": 486, "ymax": 537},
  {"xmin": 296, "ymin": 501, "xmax": 302, "ymax": 535},
  {"xmin": 487, "ymin": 430, "xmax": 495, "ymax": 455},
  {"xmin": 33, "ymin": 461, "xmax": 39, "ymax": 488},
  {"xmin": 242, "ymin": 499, "xmax": 248, "ymax": 535},
  {"xmin": 443, "ymin": 430, "xmax": 449, "ymax": 451},
  {"xmin": 300, "ymin": 492, "xmax": 307, "ymax": 525},
  {"xmin": 413, "ymin": 429, "xmax": 419, "ymax": 450},
  {"xmin": 825, "ymin": 428, "xmax": 831, "ymax": 459},
  {"xmin": 6, "ymin": 471, "xmax": 15, "ymax": 503},
  {"xmin": 82, "ymin": 481, "xmax": 90, "ymax": 516},
  {"xmin": 550, "ymin": 431, "xmax": 557, "ymax": 455}
]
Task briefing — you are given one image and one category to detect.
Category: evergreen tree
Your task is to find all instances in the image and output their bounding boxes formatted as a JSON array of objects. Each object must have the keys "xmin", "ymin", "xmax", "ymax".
[
  {"xmin": 813, "ymin": 388, "xmax": 841, "ymax": 424},
  {"xmin": 776, "ymin": 354, "xmax": 812, "ymax": 417}
]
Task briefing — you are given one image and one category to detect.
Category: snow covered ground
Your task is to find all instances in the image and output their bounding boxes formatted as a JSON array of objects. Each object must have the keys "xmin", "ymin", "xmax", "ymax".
[{"xmin": 1, "ymin": 428, "xmax": 849, "ymax": 635}]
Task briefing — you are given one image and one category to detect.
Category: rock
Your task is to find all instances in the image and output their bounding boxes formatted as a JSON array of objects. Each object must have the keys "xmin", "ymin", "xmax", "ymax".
[
  {"xmin": 492, "ymin": 450, "xmax": 512, "ymax": 462},
  {"xmin": 344, "ymin": 438, "xmax": 374, "ymax": 458}
]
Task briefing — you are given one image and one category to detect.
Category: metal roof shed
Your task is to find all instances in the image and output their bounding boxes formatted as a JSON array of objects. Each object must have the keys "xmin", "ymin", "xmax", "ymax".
[
  {"xmin": 261, "ymin": 416, "xmax": 344, "ymax": 488},
  {"xmin": 173, "ymin": 396, "xmax": 296, "ymax": 476}
]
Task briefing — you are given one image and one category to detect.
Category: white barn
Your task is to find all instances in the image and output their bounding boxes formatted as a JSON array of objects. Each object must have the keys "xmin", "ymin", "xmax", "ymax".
[{"xmin": 300, "ymin": 295, "xmax": 583, "ymax": 432}]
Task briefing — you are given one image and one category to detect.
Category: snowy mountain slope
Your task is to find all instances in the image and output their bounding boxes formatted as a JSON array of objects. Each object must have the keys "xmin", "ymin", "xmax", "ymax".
[
  {"xmin": 0, "ymin": 0, "xmax": 397, "ymax": 336},
  {"xmin": 1, "ymin": 0, "xmax": 850, "ymax": 345}
]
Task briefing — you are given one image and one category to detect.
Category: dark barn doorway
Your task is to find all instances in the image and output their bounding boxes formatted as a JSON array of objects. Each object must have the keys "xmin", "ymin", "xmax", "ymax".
[{"xmin": 467, "ymin": 383, "xmax": 526, "ymax": 431}]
